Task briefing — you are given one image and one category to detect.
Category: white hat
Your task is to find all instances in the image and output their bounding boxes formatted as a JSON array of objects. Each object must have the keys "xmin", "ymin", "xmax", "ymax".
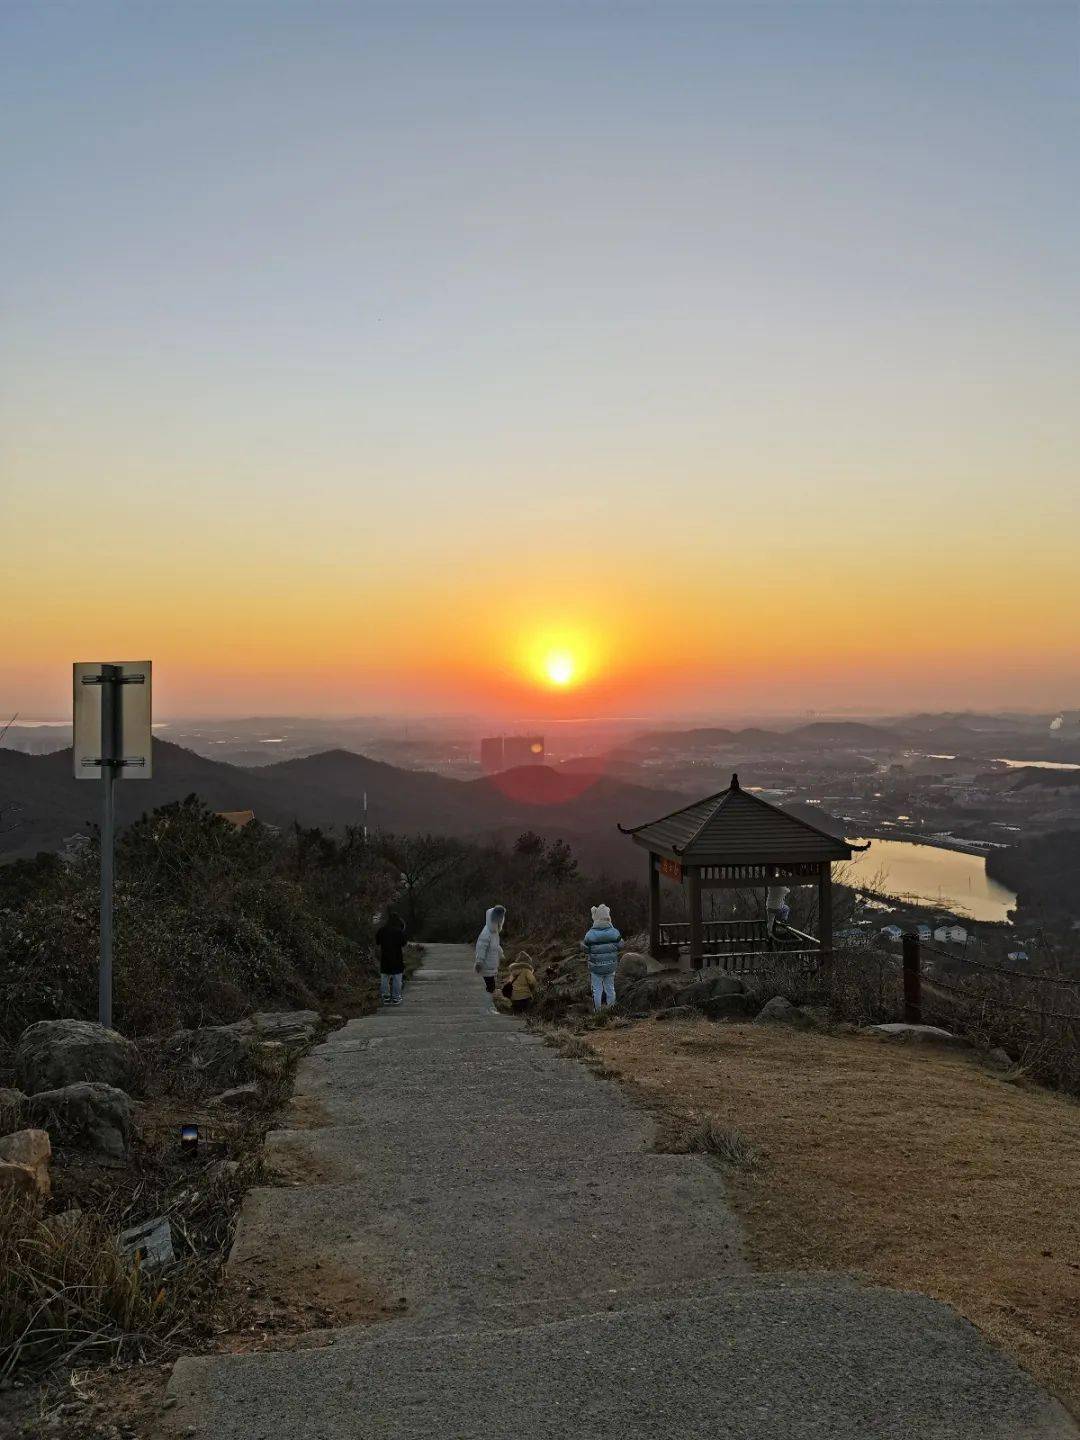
[{"xmin": 591, "ymin": 903, "xmax": 612, "ymax": 926}]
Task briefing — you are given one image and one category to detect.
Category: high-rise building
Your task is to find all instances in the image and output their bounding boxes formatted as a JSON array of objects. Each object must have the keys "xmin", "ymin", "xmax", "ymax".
[
  {"xmin": 480, "ymin": 735, "xmax": 545, "ymax": 772},
  {"xmin": 504, "ymin": 735, "xmax": 545, "ymax": 767},
  {"xmin": 480, "ymin": 736, "xmax": 504, "ymax": 773}
]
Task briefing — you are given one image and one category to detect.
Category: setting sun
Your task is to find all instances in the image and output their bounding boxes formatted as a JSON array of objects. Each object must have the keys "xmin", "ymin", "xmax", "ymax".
[{"xmin": 545, "ymin": 652, "xmax": 576, "ymax": 687}]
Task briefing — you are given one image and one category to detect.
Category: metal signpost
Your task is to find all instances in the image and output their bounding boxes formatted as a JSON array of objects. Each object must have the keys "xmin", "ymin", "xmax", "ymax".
[{"xmin": 73, "ymin": 661, "xmax": 152, "ymax": 1028}]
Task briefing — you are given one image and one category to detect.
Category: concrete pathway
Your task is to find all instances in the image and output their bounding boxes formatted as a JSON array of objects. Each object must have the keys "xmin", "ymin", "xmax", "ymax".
[{"xmin": 165, "ymin": 944, "xmax": 1076, "ymax": 1439}]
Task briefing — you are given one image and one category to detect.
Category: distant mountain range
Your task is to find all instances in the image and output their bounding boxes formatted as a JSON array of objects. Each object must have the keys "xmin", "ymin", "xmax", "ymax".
[
  {"xmin": 622, "ymin": 721, "xmax": 904, "ymax": 752},
  {"xmin": 0, "ymin": 740, "xmax": 690, "ymax": 877}
]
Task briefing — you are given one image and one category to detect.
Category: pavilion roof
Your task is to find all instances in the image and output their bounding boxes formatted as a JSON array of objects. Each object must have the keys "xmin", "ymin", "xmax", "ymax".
[{"xmin": 619, "ymin": 773, "xmax": 854, "ymax": 864}]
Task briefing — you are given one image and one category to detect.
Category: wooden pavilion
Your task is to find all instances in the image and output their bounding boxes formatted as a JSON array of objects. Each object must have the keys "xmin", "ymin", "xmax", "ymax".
[{"xmin": 618, "ymin": 773, "xmax": 858, "ymax": 973}]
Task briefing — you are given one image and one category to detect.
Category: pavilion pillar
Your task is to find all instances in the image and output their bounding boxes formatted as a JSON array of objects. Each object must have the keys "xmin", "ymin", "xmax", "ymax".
[
  {"xmin": 687, "ymin": 866, "xmax": 703, "ymax": 972},
  {"xmin": 818, "ymin": 862, "xmax": 834, "ymax": 991},
  {"xmin": 648, "ymin": 852, "xmax": 661, "ymax": 959}
]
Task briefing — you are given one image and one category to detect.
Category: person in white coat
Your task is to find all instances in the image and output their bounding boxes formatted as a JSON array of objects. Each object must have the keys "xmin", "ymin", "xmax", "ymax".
[{"xmin": 474, "ymin": 905, "xmax": 506, "ymax": 1014}]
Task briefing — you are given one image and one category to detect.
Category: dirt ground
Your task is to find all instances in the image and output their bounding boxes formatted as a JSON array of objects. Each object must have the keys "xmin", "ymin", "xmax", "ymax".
[{"xmin": 585, "ymin": 1016, "xmax": 1080, "ymax": 1418}]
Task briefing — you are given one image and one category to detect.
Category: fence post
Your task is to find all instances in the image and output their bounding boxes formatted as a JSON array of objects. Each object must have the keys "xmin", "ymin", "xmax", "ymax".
[{"xmin": 902, "ymin": 932, "xmax": 922, "ymax": 1024}]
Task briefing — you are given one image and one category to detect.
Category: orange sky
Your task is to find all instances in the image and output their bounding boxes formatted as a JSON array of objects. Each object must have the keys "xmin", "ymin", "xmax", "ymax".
[{"xmin": 3, "ymin": 6, "xmax": 1079, "ymax": 721}]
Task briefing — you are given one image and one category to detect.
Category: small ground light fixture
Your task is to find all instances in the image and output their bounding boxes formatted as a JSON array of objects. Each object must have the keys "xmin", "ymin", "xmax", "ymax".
[{"xmin": 180, "ymin": 1123, "xmax": 199, "ymax": 1156}]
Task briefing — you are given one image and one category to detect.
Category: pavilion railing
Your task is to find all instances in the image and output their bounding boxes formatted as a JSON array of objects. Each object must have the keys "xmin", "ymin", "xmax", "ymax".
[
  {"xmin": 658, "ymin": 919, "xmax": 825, "ymax": 975},
  {"xmin": 698, "ymin": 948, "xmax": 827, "ymax": 975},
  {"xmin": 657, "ymin": 920, "xmax": 768, "ymax": 954}
]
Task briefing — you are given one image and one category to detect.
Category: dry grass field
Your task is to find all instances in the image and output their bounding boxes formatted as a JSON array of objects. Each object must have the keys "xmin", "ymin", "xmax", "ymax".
[{"xmin": 584, "ymin": 1016, "xmax": 1080, "ymax": 1418}]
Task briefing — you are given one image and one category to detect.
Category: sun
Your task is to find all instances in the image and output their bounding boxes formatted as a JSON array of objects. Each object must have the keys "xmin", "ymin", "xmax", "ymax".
[{"xmin": 544, "ymin": 651, "xmax": 576, "ymax": 687}]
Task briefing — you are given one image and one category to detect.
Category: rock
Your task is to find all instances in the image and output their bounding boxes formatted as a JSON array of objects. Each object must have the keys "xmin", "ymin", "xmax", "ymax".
[
  {"xmin": 157, "ymin": 1025, "xmax": 255, "ymax": 1086},
  {"xmin": 868, "ymin": 1023, "xmax": 967, "ymax": 1047},
  {"xmin": 247, "ymin": 1010, "xmax": 320, "ymax": 1048},
  {"xmin": 208, "ymin": 1082, "xmax": 260, "ymax": 1110},
  {"xmin": 753, "ymin": 996, "xmax": 812, "ymax": 1026},
  {"xmin": 0, "ymin": 1129, "xmax": 51, "ymax": 1198},
  {"xmin": 700, "ymin": 992, "xmax": 757, "ymax": 1020},
  {"xmin": 654, "ymin": 1006, "xmax": 695, "ymax": 1022},
  {"xmin": 986, "ymin": 1046, "xmax": 1014, "ymax": 1070},
  {"xmin": 119, "ymin": 1215, "xmax": 174, "ymax": 1269},
  {"xmin": 15, "ymin": 1020, "xmax": 137, "ymax": 1096},
  {"xmin": 619, "ymin": 952, "xmax": 652, "ymax": 981},
  {"xmin": 620, "ymin": 972, "xmax": 686, "ymax": 1010},
  {"xmin": 44, "ymin": 1208, "xmax": 84, "ymax": 1238},
  {"xmin": 0, "ymin": 1160, "xmax": 41, "ymax": 1200},
  {"xmin": 25, "ymin": 1082, "xmax": 134, "ymax": 1157},
  {"xmin": 210, "ymin": 1159, "xmax": 241, "ymax": 1183},
  {"xmin": 678, "ymin": 974, "xmax": 745, "ymax": 1007}
]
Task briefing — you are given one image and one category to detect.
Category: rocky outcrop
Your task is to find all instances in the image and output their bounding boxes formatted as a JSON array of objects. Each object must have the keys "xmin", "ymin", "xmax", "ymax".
[
  {"xmin": 868, "ymin": 1023, "xmax": 966, "ymax": 1047},
  {"xmin": 157, "ymin": 1010, "xmax": 320, "ymax": 1087},
  {"xmin": 0, "ymin": 1128, "xmax": 51, "ymax": 1199},
  {"xmin": 678, "ymin": 974, "xmax": 745, "ymax": 1007},
  {"xmin": 620, "ymin": 971, "xmax": 687, "ymax": 1011},
  {"xmin": 208, "ymin": 1082, "xmax": 260, "ymax": 1110},
  {"xmin": 753, "ymin": 996, "xmax": 814, "ymax": 1027},
  {"xmin": 15, "ymin": 1020, "xmax": 138, "ymax": 1096},
  {"xmin": 700, "ymin": 992, "xmax": 757, "ymax": 1020},
  {"xmin": 247, "ymin": 1011, "xmax": 320, "ymax": 1049},
  {"xmin": 26, "ymin": 1081, "xmax": 134, "ymax": 1158},
  {"xmin": 157, "ymin": 1024, "xmax": 255, "ymax": 1086}
]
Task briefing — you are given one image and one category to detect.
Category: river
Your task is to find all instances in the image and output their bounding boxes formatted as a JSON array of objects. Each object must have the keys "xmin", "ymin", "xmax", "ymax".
[{"xmin": 843, "ymin": 837, "xmax": 1016, "ymax": 923}]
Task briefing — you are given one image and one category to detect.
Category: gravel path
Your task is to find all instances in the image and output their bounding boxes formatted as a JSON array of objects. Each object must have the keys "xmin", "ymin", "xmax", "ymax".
[{"xmin": 164, "ymin": 944, "xmax": 1077, "ymax": 1439}]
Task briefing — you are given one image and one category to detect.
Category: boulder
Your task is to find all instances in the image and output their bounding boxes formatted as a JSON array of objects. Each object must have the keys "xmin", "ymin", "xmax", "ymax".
[
  {"xmin": 208, "ymin": 1082, "xmax": 260, "ymax": 1110},
  {"xmin": 620, "ymin": 972, "xmax": 686, "ymax": 1010},
  {"xmin": 247, "ymin": 1011, "xmax": 320, "ymax": 1049},
  {"xmin": 0, "ymin": 1129, "xmax": 51, "ymax": 1198},
  {"xmin": 868, "ymin": 1023, "xmax": 966, "ymax": 1048},
  {"xmin": 15, "ymin": 1020, "xmax": 137, "ymax": 1096},
  {"xmin": 654, "ymin": 1006, "xmax": 695, "ymax": 1023},
  {"xmin": 986, "ymin": 1046, "xmax": 1014, "ymax": 1071},
  {"xmin": 753, "ymin": 996, "xmax": 812, "ymax": 1026},
  {"xmin": 157, "ymin": 1025, "xmax": 254, "ymax": 1086},
  {"xmin": 700, "ymin": 992, "xmax": 757, "ymax": 1020},
  {"xmin": 619, "ymin": 952, "xmax": 652, "ymax": 982},
  {"xmin": 678, "ymin": 974, "xmax": 745, "ymax": 1008},
  {"xmin": 25, "ymin": 1082, "xmax": 133, "ymax": 1158},
  {"xmin": 0, "ymin": 1160, "xmax": 41, "ymax": 1201}
]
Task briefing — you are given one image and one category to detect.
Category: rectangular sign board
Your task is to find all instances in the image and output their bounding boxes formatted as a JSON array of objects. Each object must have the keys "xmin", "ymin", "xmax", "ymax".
[
  {"xmin": 73, "ymin": 661, "xmax": 153, "ymax": 779},
  {"xmin": 659, "ymin": 857, "xmax": 683, "ymax": 883}
]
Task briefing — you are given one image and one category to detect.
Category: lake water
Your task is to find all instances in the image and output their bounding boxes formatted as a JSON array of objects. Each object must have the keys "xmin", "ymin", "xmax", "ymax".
[
  {"xmin": 995, "ymin": 757, "xmax": 1080, "ymax": 771},
  {"xmin": 843, "ymin": 837, "xmax": 1016, "ymax": 923}
]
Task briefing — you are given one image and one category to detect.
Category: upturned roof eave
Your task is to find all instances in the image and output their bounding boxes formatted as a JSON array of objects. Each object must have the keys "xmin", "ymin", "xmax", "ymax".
[{"xmin": 628, "ymin": 829, "xmax": 853, "ymax": 865}]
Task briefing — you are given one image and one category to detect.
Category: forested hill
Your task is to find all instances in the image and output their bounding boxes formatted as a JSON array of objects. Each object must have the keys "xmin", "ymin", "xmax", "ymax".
[{"xmin": 0, "ymin": 740, "xmax": 685, "ymax": 878}]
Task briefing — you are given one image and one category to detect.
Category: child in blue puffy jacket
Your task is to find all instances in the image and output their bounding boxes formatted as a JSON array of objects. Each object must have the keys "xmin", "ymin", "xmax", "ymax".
[{"xmin": 582, "ymin": 904, "xmax": 624, "ymax": 1010}]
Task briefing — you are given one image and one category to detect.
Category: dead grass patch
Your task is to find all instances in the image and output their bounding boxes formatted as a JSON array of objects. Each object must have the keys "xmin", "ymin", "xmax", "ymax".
[{"xmin": 588, "ymin": 1017, "xmax": 1080, "ymax": 1416}]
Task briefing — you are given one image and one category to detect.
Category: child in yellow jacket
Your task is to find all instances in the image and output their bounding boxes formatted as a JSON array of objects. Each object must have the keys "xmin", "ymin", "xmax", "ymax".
[{"xmin": 504, "ymin": 953, "xmax": 539, "ymax": 1014}]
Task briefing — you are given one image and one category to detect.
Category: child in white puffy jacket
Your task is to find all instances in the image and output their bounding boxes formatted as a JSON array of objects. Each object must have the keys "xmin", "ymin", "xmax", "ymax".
[{"xmin": 474, "ymin": 905, "xmax": 506, "ymax": 1014}]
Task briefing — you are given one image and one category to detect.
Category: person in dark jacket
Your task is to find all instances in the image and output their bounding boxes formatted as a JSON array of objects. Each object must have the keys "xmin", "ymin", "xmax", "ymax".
[{"xmin": 375, "ymin": 911, "xmax": 408, "ymax": 1006}]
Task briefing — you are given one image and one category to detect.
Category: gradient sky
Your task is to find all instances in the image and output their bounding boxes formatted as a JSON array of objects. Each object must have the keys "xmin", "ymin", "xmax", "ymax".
[{"xmin": 3, "ymin": 1, "xmax": 1078, "ymax": 720}]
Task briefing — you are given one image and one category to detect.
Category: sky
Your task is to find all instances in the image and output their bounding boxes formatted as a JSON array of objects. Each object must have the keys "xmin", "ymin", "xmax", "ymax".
[{"xmin": 2, "ymin": 1, "xmax": 1078, "ymax": 721}]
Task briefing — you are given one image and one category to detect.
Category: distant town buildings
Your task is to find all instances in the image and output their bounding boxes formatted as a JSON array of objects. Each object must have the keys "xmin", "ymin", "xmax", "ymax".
[
  {"xmin": 933, "ymin": 923, "xmax": 969, "ymax": 945},
  {"xmin": 480, "ymin": 736, "xmax": 545, "ymax": 773}
]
